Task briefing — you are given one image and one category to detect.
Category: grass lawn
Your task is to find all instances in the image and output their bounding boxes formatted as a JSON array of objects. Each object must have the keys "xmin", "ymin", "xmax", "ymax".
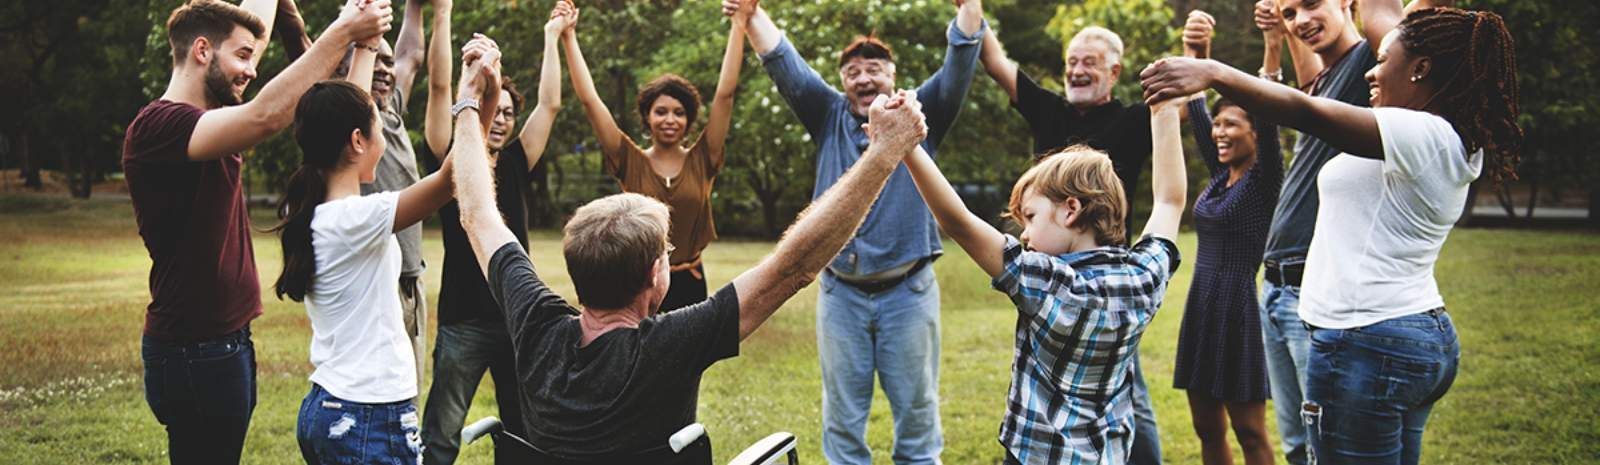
[{"xmin": 0, "ymin": 194, "xmax": 1596, "ymax": 464}]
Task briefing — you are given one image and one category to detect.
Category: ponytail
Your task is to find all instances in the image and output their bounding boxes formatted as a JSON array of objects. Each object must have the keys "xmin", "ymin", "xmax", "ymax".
[
  {"xmin": 268, "ymin": 80, "xmax": 378, "ymax": 302},
  {"xmin": 269, "ymin": 165, "xmax": 327, "ymax": 302}
]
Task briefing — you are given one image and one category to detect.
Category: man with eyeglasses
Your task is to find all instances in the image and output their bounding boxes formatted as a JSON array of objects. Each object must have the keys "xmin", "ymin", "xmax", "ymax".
[{"xmin": 724, "ymin": 0, "xmax": 986, "ymax": 463}]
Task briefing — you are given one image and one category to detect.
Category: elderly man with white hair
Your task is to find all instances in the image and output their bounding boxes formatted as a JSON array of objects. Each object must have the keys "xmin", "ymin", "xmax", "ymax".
[{"xmin": 978, "ymin": 22, "xmax": 1165, "ymax": 465}]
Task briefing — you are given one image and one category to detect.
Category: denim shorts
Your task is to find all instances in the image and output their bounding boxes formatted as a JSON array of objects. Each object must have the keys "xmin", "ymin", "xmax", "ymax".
[{"xmin": 296, "ymin": 383, "xmax": 422, "ymax": 465}]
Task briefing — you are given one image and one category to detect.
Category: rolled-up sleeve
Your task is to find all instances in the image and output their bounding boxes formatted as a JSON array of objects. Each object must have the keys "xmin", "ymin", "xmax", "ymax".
[
  {"xmin": 916, "ymin": 19, "xmax": 987, "ymax": 148},
  {"xmin": 760, "ymin": 36, "xmax": 843, "ymax": 138}
]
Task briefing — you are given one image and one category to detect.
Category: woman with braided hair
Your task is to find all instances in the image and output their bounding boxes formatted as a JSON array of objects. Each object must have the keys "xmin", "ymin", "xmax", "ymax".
[{"xmin": 1140, "ymin": 4, "xmax": 1519, "ymax": 464}]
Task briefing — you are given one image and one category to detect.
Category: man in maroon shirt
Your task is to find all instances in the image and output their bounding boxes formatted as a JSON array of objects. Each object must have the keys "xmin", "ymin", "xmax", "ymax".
[{"xmin": 122, "ymin": 0, "xmax": 389, "ymax": 462}]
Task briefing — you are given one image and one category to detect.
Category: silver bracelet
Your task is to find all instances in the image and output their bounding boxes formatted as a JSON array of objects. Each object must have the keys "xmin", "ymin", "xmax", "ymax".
[{"xmin": 1258, "ymin": 67, "xmax": 1285, "ymax": 83}]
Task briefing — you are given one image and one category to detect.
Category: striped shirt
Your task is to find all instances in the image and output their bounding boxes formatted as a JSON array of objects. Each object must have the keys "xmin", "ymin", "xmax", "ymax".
[{"xmin": 992, "ymin": 234, "xmax": 1180, "ymax": 465}]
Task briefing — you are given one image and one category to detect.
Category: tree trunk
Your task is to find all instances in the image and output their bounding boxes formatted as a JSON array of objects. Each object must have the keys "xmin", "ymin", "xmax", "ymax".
[
  {"xmin": 758, "ymin": 190, "xmax": 780, "ymax": 239},
  {"xmin": 19, "ymin": 131, "xmax": 41, "ymax": 190},
  {"xmin": 1523, "ymin": 176, "xmax": 1539, "ymax": 221},
  {"xmin": 1495, "ymin": 183, "xmax": 1516, "ymax": 218}
]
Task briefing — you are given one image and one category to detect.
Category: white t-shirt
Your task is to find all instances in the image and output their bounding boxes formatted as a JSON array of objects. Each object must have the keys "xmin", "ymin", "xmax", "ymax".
[
  {"xmin": 305, "ymin": 191, "xmax": 417, "ymax": 403},
  {"xmin": 1299, "ymin": 108, "xmax": 1482, "ymax": 329}
]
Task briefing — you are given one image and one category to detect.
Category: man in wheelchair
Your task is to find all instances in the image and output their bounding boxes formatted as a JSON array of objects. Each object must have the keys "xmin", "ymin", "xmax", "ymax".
[{"xmin": 446, "ymin": 86, "xmax": 931, "ymax": 462}]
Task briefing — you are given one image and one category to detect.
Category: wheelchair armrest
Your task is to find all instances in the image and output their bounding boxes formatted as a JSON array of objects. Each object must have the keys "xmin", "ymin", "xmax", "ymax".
[
  {"xmin": 461, "ymin": 416, "xmax": 503, "ymax": 446},
  {"xmin": 727, "ymin": 432, "xmax": 797, "ymax": 465},
  {"xmin": 668, "ymin": 423, "xmax": 707, "ymax": 453}
]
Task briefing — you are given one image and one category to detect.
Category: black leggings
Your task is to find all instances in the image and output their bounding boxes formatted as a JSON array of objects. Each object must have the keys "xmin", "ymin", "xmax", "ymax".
[{"xmin": 660, "ymin": 263, "xmax": 708, "ymax": 313}]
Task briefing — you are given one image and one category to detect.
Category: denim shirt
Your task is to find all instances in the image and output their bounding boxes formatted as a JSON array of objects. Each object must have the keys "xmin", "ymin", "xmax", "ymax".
[{"xmin": 760, "ymin": 19, "xmax": 986, "ymax": 275}]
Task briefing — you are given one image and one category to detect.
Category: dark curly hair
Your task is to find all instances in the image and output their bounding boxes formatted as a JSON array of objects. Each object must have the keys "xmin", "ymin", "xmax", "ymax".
[
  {"xmin": 1399, "ymin": 7, "xmax": 1522, "ymax": 183},
  {"xmin": 635, "ymin": 74, "xmax": 702, "ymax": 138}
]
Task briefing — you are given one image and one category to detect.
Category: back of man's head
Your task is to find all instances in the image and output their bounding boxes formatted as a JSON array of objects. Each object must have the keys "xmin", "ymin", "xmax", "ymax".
[
  {"xmin": 166, "ymin": 0, "xmax": 265, "ymax": 67},
  {"xmin": 1008, "ymin": 146, "xmax": 1128, "ymax": 246},
  {"xmin": 563, "ymin": 193, "xmax": 671, "ymax": 310}
]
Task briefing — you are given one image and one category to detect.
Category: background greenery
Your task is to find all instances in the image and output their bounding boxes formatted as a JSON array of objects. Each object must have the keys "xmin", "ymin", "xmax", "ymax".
[
  {"xmin": 2, "ymin": 0, "xmax": 1595, "ymax": 232},
  {"xmin": 0, "ymin": 195, "xmax": 1595, "ymax": 463}
]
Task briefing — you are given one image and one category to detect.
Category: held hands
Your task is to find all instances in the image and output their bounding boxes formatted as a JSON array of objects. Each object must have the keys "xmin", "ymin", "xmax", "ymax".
[
  {"xmin": 862, "ymin": 90, "xmax": 928, "ymax": 157},
  {"xmin": 1255, "ymin": 0, "xmax": 1285, "ymax": 43},
  {"xmin": 458, "ymin": 34, "xmax": 502, "ymax": 101},
  {"xmin": 720, "ymin": 0, "xmax": 757, "ymax": 20},
  {"xmin": 335, "ymin": 0, "xmax": 393, "ymax": 43},
  {"xmin": 1140, "ymin": 57, "xmax": 1218, "ymax": 106},
  {"xmin": 1182, "ymin": 10, "xmax": 1215, "ymax": 59},
  {"xmin": 545, "ymin": 0, "xmax": 578, "ymax": 36}
]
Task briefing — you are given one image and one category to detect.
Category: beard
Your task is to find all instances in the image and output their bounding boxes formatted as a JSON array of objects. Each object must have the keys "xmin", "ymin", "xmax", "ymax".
[{"xmin": 203, "ymin": 60, "xmax": 244, "ymax": 107}]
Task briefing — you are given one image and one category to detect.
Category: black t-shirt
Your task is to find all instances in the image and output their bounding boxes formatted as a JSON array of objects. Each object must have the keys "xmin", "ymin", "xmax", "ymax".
[
  {"xmin": 486, "ymin": 242, "xmax": 741, "ymax": 458},
  {"xmin": 422, "ymin": 139, "xmax": 533, "ymax": 325},
  {"xmin": 1012, "ymin": 69, "xmax": 1151, "ymax": 242}
]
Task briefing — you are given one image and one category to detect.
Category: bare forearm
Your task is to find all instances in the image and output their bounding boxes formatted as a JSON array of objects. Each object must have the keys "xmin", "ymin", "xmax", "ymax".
[
  {"xmin": 1142, "ymin": 103, "xmax": 1185, "ymax": 239},
  {"xmin": 733, "ymin": 144, "xmax": 903, "ymax": 339},
  {"xmin": 346, "ymin": 45, "xmax": 377, "ymax": 92},
  {"xmin": 274, "ymin": 6, "xmax": 311, "ymax": 61},
  {"xmin": 904, "ymin": 146, "xmax": 1005, "ymax": 276},
  {"xmin": 955, "ymin": 1, "xmax": 983, "ymax": 36},
  {"xmin": 424, "ymin": 1, "xmax": 453, "ymax": 155},
  {"xmin": 1263, "ymin": 35, "xmax": 1284, "ymax": 76},
  {"xmin": 239, "ymin": 0, "xmax": 279, "ymax": 68},
  {"xmin": 392, "ymin": 0, "xmax": 426, "ymax": 93},
  {"xmin": 450, "ymin": 110, "xmax": 516, "ymax": 276},
  {"xmin": 564, "ymin": 32, "xmax": 623, "ymax": 151},
  {"xmin": 703, "ymin": 20, "xmax": 746, "ymax": 154},
  {"xmin": 518, "ymin": 30, "xmax": 565, "ymax": 165},
  {"xmin": 394, "ymin": 156, "xmax": 453, "ymax": 232},
  {"xmin": 980, "ymin": 30, "xmax": 1018, "ymax": 100},
  {"xmin": 744, "ymin": 6, "xmax": 781, "ymax": 55}
]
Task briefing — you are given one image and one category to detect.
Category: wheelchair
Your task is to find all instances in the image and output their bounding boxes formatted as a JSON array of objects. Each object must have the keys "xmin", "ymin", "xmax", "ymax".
[{"xmin": 461, "ymin": 416, "xmax": 799, "ymax": 465}]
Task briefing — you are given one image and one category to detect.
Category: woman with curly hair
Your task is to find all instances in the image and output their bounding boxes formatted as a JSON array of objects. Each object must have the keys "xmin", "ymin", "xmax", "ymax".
[
  {"xmin": 1141, "ymin": 4, "xmax": 1520, "ymax": 464},
  {"xmin": 561, "ymin": 0, "xmax": 748, "ymax": 312}
]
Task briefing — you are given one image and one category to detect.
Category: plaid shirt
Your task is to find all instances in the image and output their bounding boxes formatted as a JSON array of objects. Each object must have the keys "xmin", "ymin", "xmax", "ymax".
[{"xmin": 991, "ymin": 234, "xmax": 1180, "ymax": 465}]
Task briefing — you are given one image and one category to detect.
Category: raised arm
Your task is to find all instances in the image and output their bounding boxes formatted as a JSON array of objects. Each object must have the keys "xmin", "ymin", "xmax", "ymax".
[
  {"xmin": 273, "ymin": 0, "xmax": 311, "ymax": 61},
  {"xmin": 390, "ymin": 0, "xmax": 427, "ymax": 98},
  {"xmin": 562, "ymin": 8, "xmax": 628, "ymax": 160},
  {"xmin": 344, "ymin": 41, "xmax": 379, "ymax": 92},
  {"xmin": 915, "ymin": 1, "xmax": 987, "ymax": 147},
  {"xmin": 979, "ymin": 22, "xmax": 1019, "ymax": 101},
  {"xmin": 1357, "ymin": 0, "xmax": 1407, "ymax": 55},
  {"xmin": 700, "ymin": 10, "xmax": 749, "ymax": 163},
  {"xmin": 394, "ymin": 149, "xmax": 454, "ymax": 232},
  {"xmin": 237, "ymin": 0, "xmax": 279, "ymax": 68},
  {"xmin": 732, "ymin": 3, "xmax": 842, "ymax": 137},
  {"xmin": 730, "ymin": 91, "xmax": 926, "ymax": 341},
  {"xmin": 1141, "ymin": 97, "xmax": 1186, "ymax": 239},
  {"xmin": 451, "ymin": 47, "xmax": 520, "ymax": 277},
  {"xmin": 904, "ymin": 145, "xmax": 1006, "ymax": 277},
  {"xmin": 1186, "ymin": 96, "xmax": 1224, "ymax": 177},
  {"xmin": 423, "ymin": 0, "xmax": 454, "ymax": 157},
  {"xmin": 1141, "ymin": 57, "xmax": 1380, "ymax": 158},
  {"xmin": 517, "ymin": 1, "xmax": 574, "ymax": 168},
  {"xmin": 188, "ymin": 0, "xmax": 392, "ymax": 161},
  {"xmin": 725, "ymin": 1, "xmax": 780, "ymax": 55}
]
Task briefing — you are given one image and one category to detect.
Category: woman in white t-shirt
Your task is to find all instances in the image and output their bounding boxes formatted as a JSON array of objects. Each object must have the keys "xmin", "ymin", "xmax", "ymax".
[
  {"xmin": 1139, "ymin": 7, "xmax": 1520, "ymax": 465},
  {"xmin": 267, "ymin": 39, "xmax": 501, "ymax": 464}
]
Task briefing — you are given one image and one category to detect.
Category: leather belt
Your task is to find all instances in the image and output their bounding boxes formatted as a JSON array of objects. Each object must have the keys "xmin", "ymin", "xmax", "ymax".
[
  {"xmin": 1263, "ymin": 260, "xmax": 1304, "ymax": 287},
  {"xmin": 829, "ymin": 258, "xmax": 930, "ymax": 294}
]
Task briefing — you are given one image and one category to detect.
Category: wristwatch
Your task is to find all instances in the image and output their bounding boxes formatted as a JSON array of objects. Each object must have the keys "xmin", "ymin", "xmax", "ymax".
[{"xmin": 451, "ymin": 98, "xmax": 480, "ymax": 118}]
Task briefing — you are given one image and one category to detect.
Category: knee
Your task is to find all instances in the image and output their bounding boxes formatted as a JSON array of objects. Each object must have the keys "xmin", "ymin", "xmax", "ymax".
[
  {"xmin": 1232, "ymin": 421, "xmax": 1272, "ymax": 447},
  {"xmin": 1191, "ymin": 419, "xmax": 1228, "ymax": 443}
]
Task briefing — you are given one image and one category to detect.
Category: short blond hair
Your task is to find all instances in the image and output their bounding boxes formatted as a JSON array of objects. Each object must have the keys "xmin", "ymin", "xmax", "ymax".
[
  {"xmin": 1068, "ymin": 26, "xmax": 1125, "ymax": 69},
  {"xmin": 562, "ymin": 193, "xmax": 671, "ymax": 309},
  {"xmin": 1007, "ymin": 146, "xmax": 1127, "ymax": 246}
]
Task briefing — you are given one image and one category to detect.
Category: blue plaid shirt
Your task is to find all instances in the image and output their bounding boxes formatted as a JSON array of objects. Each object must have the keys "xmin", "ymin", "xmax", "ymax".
[{"xmin": 991, "ymin": 234, "xmax": 1180, "ymax": 465}]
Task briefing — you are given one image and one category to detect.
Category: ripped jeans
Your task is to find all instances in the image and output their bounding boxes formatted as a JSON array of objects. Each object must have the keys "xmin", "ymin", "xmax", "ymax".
[
  {"xmin": 297, "ymin": 383, "xmax": 422, "ymax": 465},
  {"xmin": 1301, "ymin": 309, "xmax": 1459, "ymax": 465}
]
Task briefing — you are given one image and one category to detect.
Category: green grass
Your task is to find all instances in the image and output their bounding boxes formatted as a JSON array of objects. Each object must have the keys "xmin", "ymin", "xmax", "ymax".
[{"xmin": 1, "ymin": 194, "xmax": 1596, "ymax": 464}]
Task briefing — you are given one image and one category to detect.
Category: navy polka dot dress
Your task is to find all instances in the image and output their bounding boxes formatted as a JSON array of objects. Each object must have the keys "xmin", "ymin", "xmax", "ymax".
[{"xmin": 1172, "ymin": 98, "xmax": 1282, "ymax": 402}]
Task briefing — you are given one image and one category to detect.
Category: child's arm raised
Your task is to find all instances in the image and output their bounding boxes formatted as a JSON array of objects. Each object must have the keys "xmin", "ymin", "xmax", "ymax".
[
  {"xmin": 1140, "ymin": 96, "xmax": 1187, "ymax": 240},
  {"xmin": 903, "ymin": 145, "xmax": 1006, "ymax": 278}
]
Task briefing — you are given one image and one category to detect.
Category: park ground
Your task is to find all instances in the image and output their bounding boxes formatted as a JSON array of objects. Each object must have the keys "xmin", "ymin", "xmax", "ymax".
[{"xmin": 0, "ymin": 194, "xmax": 1596, "ymax": 464}]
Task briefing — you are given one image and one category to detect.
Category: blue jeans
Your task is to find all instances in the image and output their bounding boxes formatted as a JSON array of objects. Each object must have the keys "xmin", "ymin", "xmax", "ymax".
[
  {"xmin": 421, "ymin": 319, "xmax": 529, "ymax": 465},
  {"xmin": 297, "ymin": 383, "xmax": 422, "ymax": 464},
  {"xmin": 1128, "ymin": 350, "xmax": 1163, "ymax": 465},
  {"xmin": 818, "ymin": 265, "xmax": 942, "ymax": 465},
  {"xmin": 1303, "ymin": 310, "xmax": 1459, "ymax": 465},
  {"xmin": 1262, "ymin": 280, "xmax": 1312, "ymax": 465},
  {"xmin": 141, "ymin": 325, "xmax": 256, "ymax": 465}
]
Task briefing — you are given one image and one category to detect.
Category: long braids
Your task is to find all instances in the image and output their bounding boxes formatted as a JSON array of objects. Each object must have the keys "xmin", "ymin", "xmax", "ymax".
[
  {"xmin": 268, "ymin": 81, "xmax": 377, "ymax": 302},
  {"xmin": 1398, "ymin": 7, "xmax": 1523, "ymax": 183}
]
